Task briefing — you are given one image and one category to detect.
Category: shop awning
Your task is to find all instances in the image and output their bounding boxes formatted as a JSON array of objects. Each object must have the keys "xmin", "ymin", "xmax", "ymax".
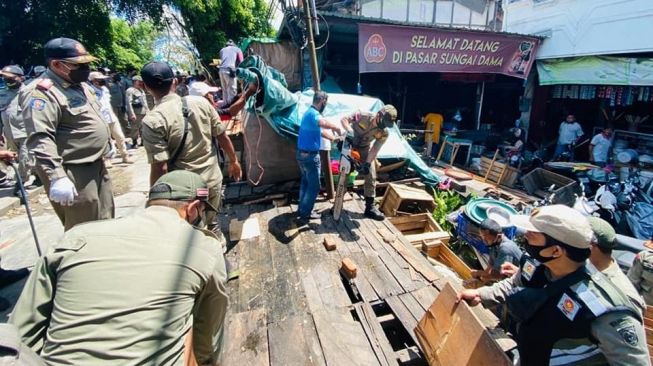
[{"xmin": 537, "ymin": 56, "xmax": 653, "ymax": 86}]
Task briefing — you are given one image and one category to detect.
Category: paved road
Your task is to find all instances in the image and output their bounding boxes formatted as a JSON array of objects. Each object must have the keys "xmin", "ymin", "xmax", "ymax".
[{"xmin": 0, "ymin": 149, "xmax": 150, "ymax": 320}]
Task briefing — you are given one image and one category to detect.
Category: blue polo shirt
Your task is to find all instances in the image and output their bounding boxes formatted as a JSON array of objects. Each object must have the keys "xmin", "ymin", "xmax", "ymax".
[{"xmin": 297, "ymin": 106, "xmax": 321, "ymax": 152}]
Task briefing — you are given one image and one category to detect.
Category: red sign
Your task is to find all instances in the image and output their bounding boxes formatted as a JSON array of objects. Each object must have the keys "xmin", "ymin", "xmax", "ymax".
[{"xmin": 359, "ymin": 24, "xmax": 540, "ymax": 79}]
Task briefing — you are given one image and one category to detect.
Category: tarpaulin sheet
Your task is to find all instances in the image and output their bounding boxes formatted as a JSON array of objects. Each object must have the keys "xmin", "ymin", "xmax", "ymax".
[{"xmin": 239, "ymin": 60, "xmax": 441, "ymax": 185}]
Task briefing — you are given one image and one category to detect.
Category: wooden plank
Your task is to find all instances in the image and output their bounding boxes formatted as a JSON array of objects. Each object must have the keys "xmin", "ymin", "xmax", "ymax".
[
  {"xmin": 386, "ymin": 295, "xmax": 420, "ymax": 346},
  {"xmin": 237, "ymin": 213, "xmax": 273, "ymax": 311},
  {"xmin": 415, "ymin": 283, "xmax": 512, "ymax": 366},
  {"xmin": 219, "ymin": 309, "xmax": 270, "ymax": 366},
  {"xmin": 312, "ymin": 309, "xmax": 381, "ymax": 366},
  {"xmin": 405, "ymin": 231, "xmax": 450, "ymax": 243},
  {"xmin": 411, "ymin": 285, "xmax": 439, "ymax": 311},
  {"xmin": 263, "ymin": 207, "xmax": 309, "ymax": 323},
  {"xmin": 399, "ymin": 292, "xmax": 428, "ymax": 322},
  {"xmin": 268, "ymin": 314, "xmax": 326, "ymax": 366},
  {"xmin": 354, "ymin": 302, "xmax": 400, "ymax": 366}
]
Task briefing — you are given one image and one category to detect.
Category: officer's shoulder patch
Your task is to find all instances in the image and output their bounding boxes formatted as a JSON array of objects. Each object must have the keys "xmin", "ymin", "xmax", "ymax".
[
  {"xmin": 557, "ymin": 293, "xmax": 581, "ymax": 321},
  {"xmin": 521, "ymin": 260, "xmax": 537, "ymax": 281},
  {"xmin": 36, "ymin": 79, "xmax": 53, "ymax": 91},
  {"xmin": 29, "ymin": 98, "xmax": 47, "ymax": 111},
  {"xmin": 610, "ymin": 319, "xmax": 639, "ymax": 346},
  {"xmin": 54, "ymin": 237, "xmax": 87, "ymax": 252}
]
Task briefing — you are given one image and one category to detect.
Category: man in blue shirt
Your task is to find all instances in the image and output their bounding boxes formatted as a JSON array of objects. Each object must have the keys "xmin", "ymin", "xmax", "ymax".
[
  {"xmin": 296, "ymin": 91, "xmax": 342, "ymax": 225},
  {"xmin": 469, "ymin": 218, "xmax": 523, "ymax": 285}
]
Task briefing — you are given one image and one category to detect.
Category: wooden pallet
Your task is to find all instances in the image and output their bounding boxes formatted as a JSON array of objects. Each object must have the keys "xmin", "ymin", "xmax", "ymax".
[{"xmin": 389, "ymin": 213, "xmax": 450, "ymax": 246}]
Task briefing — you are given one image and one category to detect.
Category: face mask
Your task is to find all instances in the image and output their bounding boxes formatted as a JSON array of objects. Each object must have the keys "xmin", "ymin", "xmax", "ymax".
[
  {"xmin": 61, "ymin": 63, "xmax": 91, "ymax": 84},
  {"xmin": 318, "ymin": 102, "xmax": 326, "ymax": 113},
  {"xmin": 525, "ymin": 242, "xmax": 556, "ymax": 263},
  {"xmin": 190, "ymin": 205, "xmax": 205, "ymax": 228},
  {"xmin": 3, "ymin": 77, "xmax": 19, "ymax": 89}
]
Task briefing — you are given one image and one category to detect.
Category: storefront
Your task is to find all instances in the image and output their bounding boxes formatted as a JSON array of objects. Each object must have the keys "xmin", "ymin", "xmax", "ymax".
[{"xmin": 527, "ymin": 56, "xmax": 653, "ymax": 164}]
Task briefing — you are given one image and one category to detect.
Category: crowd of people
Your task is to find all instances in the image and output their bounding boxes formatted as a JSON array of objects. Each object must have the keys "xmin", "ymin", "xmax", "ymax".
[
  {"xmin": 2, "ymin": 35, "xmax": 653, "ymax": 366},
  {"xmin": 0, "ymin": 37, "xmax": 246, "ymax": 365}
]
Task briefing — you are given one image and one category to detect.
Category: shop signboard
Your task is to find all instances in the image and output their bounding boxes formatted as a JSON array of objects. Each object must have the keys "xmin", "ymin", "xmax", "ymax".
[{"xmin": 358, "ymin": 23, "xmax": 540, "ymax": 79}]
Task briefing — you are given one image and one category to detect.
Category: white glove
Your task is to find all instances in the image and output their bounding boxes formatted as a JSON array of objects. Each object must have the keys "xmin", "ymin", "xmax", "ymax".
[
  {"xmin": 49, "ymin": 177, "xmax": 78, "ymax": 206},
  {"xmin": 105, "ymin": 141, "xmax": 116, "ymax": 159}
]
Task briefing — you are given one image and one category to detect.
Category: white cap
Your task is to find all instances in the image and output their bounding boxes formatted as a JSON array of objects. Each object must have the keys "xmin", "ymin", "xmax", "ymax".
[
  {"xmin": 510, "ymin": 205, "xmax": 593, "ymax": 249},
  {"xmin": 88, "ymin": 71, "xmax": 109, "ymax": 81},
  {"xmin": 189, "ymin": 82, "xmax": 219, "ymax": 97}
]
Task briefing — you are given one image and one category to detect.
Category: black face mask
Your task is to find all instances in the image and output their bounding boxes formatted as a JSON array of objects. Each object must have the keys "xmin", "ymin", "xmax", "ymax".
[
  {"xmin": 3, "ymin": 77, "xmax": 19, "ymax": 89},
  {"xmin": 525, "ymin": 242, "xmax": 556, "ymax": 263},
  {"xmin": 318, "ymin": 102, "xmax": 326, "ymax": 113},
  {"xmin": 190, "ymin": 205, "xmax": 205, "ymax": 228},
  {"xmin": 62, "ymin": 63, "xmax": 91, "ymax": 84}
]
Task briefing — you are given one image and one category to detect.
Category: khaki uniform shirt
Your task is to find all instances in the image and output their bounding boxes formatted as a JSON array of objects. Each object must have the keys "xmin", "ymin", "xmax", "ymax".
[
  {"xmin": 344, "ymin": 111, "xmax": 389, "ymax": 149},
  {"xmin": 141, "ymin": 94, "xmax": 225, "ymax": 188},
  {"xmin": 0, "ymin": 85, "xmax": 25, "ymax": 140},
  {"xmin": 10, "ymin": 206, "xmax": 228, "ymax": 366},
  {"xmin": 478, "ymin": 263, "xmax": 649, "ymax": 366},
  {"xmin": 628, "ymin": 250, "xmax": 653, "ymax": 306},
  {"xmin": 125, "ymin": 87, "xmax": 149, "ymax": 118},
  {"xmin": 599, "ymin": 260, "xmax": 646, "ymax": 313},
  {"xmin": 21, "ymin": 70, "xmax": 110, "ymax": 182}
]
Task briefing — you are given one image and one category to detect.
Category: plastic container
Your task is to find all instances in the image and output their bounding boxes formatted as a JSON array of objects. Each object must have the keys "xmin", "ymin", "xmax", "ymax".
[
  {"xmin": 333, "ymin": 171, "xmax": 358, "ymax": 186},
  {"xmin": 616, "ymin": 149, "xmax": 639, "ymax": 164}
]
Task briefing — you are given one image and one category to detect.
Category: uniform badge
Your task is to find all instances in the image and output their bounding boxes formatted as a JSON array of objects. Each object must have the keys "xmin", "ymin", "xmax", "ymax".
[
  {"xmin": 521, "ymin": 260, "xmax": 537, "ymax": 281},
  {"xmin": 557, "ymin": 293, "xmax": 581, "ymax": 321},
  {"xmin": 611, "ymin": 319, "xmax": 639, "ymax": 346},
  {"xmin": 30, "ymin": 98, "xmax": 47, "ymax": 111}
]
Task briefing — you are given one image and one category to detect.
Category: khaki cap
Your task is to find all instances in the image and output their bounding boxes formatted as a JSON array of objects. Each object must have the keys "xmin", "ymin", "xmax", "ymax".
[
  {"xmin": 588, "ymin": 216, "xmax": 616, "ymax": 249},
  {"xmin": 510, "ymin": 205, "xmax": 593, "ymax": 249}
]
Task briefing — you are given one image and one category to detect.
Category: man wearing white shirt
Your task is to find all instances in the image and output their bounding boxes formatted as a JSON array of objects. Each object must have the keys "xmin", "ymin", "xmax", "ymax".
[
  {"xmin": 589, "ymin": 127, "xmax": 613, "ymax": 167},
  {"xmin": 552, "ymin": 114, "xmax": 584, "ymax": 161},
  {"xmin": 88, "ymin": 72, "xmax": 133, "ymax": 167}
]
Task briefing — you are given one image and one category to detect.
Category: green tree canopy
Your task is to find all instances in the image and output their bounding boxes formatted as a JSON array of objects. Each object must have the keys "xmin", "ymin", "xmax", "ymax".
[{"xmin": 0, "ymin": 0, "xmax": 273, "ymax": 68}]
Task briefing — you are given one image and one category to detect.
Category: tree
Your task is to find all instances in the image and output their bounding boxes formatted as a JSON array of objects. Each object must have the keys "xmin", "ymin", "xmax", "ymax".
[
  {"xmin": 100, "ymin": 18, "xmax": 160, "ymax": 71},
  {"xmin": 0, "ymin": 0, "xmax": 273, "ymax": 67}
]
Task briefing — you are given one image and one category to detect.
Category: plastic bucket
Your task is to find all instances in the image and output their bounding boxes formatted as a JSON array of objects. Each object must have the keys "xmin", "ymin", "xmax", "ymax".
[{"xmin": 617, "ymin": 149, "xmax": 639, "ymax": 164}]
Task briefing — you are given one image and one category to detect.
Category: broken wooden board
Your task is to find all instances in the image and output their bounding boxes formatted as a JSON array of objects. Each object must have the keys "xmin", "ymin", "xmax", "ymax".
[
  {"xmin": 415, "ymin": 283, "xmax": 512, "ymax": 366},
  {"xmin": 220, "ymin": 308, "xmax": 270, "ymax": 366}
]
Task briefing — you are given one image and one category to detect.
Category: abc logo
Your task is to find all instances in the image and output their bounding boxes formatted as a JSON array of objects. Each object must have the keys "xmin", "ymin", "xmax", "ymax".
[{"xmin": 364, "ymin": 34, "xmax": 386, "ymax": 63}]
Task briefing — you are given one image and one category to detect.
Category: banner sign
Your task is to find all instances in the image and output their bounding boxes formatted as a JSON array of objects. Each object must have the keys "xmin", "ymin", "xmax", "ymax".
[
  {"xmin": 537, "ymin": 56, "xmax": 653, "ymax": 86},
  {"xmin": 358, "ymin": 24, "xmax": 540, "ymax": 79}
]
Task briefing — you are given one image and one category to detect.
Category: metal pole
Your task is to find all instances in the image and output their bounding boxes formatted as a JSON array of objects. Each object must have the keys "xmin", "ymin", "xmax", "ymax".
[
  {"xmin": 9, "ymin": 163, "xmax": 42, "ymax": 257},
  {"xmin": 302, "ymin": 0, "xmax": 321, "ymax": 91},
  {"xmin": 475, "ymin": 81, "xmax": 485, "ymax": 130},
  {"xmin": 309, "ymin": 0, "xmax": 320, "ymax": 36}
]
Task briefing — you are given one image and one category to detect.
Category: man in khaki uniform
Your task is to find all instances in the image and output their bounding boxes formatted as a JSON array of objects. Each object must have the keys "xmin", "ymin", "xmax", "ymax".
[
  {"xmin": 628, "ymin": 242, "xmax": 653, "ymax": 306},
  {"xmin": 125, "ymin": 75, "xmax": 149, "ymax": 147},
  {"xmin": 458, "ymin": 206, "xmax": 649, "ymax": 366},
  {"xmin": 0, "ymin": 65, "xmax": 29, "ymax": 187},
  {"xmin": 11, "ymin": 170, "xmax": 229, "ymax": 366},
  {"xmin": 139, "ymin": 61, "xmax": 241, "ymax": 238},
  {"xmin": 341, "ymin": 104, "xmax": 397, "ymax": 220},
  {"xmin": 21, "ymin": 37, "xmax": 113, "ymax": 231}
]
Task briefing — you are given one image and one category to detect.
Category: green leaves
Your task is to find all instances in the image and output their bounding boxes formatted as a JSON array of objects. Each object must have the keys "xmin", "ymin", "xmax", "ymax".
[{"xmin": 432, "ymin": 189, "xmax": 465, "ymax": 234}]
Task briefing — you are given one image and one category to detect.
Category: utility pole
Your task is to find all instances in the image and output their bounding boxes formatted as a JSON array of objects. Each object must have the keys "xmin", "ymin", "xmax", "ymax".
[{"xmin": 303, "ymin": 0, "xmax": 335, "ymax": 198}]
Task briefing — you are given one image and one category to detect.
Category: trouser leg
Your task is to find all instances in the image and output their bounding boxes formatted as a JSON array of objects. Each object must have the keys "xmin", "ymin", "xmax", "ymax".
[
  {"xmin": 358, "ymin": 147, "xmax": 376, "ymax": 198},
  {"xmin": 109, "ymin": 122, "xmax": 129, "ymax": 158}
]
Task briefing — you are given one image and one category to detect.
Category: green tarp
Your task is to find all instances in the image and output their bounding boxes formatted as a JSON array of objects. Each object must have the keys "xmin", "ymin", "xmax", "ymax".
[{"xmin": 237, "ymin": 58, "xmax": 441, "ymax": 186}]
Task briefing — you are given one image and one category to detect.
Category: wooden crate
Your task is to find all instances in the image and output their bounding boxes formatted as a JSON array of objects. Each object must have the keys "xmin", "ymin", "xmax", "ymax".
[
  {"xmin": 380, "ymin": 184, "xmax": 436, "ymax": 217},
  {"xmin": 430, "ymin": 242, "xmax": 474, "ymax": 280},
  {"xmin": 480, "ymin": 156, "xmax": 519, "ymax": 187},
  {"xmin": 521, "ymin": 168, "xmax": 578, "ymax": 206},
  {"xmin": 389, "ymin": 213, "xmax": 450, "ymax": 246},
  {"xmin": 415, "ymin": 283, "xmax": 512, "ymax": 366}
]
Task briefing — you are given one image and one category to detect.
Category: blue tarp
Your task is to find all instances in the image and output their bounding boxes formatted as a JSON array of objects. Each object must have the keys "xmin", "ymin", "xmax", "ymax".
[{"xmin": 238, "ymin": 61, "xmax": 441, "ymax": 186}]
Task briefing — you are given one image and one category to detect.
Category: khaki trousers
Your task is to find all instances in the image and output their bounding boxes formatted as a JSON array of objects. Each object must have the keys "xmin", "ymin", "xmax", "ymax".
[
  {"xmin": 130, "ymin": 114, "xmax": 146, "ymax": 144},
  {"xmin": 108, "ymin": 122, "xmax": 129, "ymax": 159},
  {"xmin": 41, "ymin": 160, "xmax": 115, "ymax": 231},
  {"xmin": 357, "ymin": 146, "xmax": 377, "ymax": 198}
]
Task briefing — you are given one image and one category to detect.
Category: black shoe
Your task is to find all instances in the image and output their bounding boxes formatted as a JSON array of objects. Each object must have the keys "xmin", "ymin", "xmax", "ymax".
[
  {"xmin": 32, "ymin": 176, "xmax": 43, "ymax": 187},
  {"xmin": 364, "ymin": 197, "xmax": 385, "ymax": 221},
  {"xmin": 0, "ymin": 180, "xmax": 15, "ymax": 189},
  {"xmin": 295, "ymin": 216, "xmax": 310, "ymax": 227}
]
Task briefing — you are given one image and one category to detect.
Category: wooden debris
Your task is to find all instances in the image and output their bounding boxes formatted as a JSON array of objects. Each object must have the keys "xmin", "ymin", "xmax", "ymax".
[
  {"xmin": 340, "ymin": 258, "xmax": 358, "ymax": 279},
  {"xmin": 243, "ymin": 193, "xmax": 287, "ymax": 205},
  {"xmin": 380, "ymin": 183, "xmax": 436, "ymax": 217},
  {"xmin": 323, "ymin": 237, "xmax": 337, "ymax": 251},
  {"xmin": 415, "ymin": 283, "xmax": 512, "ymax": 366}
]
